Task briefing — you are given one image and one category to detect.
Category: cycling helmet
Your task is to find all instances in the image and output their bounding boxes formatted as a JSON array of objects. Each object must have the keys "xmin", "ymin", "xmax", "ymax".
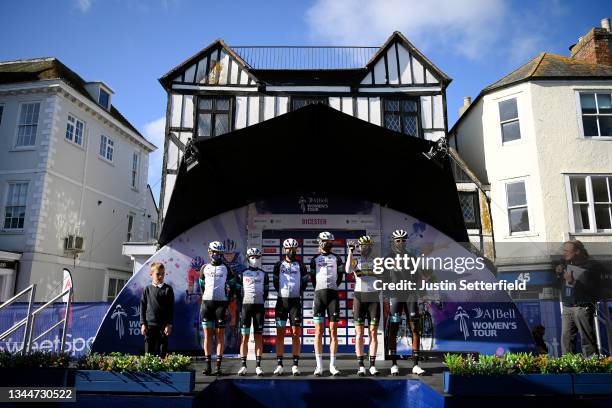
[
  {"xmin": 318, "ymin": 231, "xmax": 334, "ymax": 241},
  {"xmin": 358, "ymin": 235, "xmax": 373, "ymax": 246},
  {"xmin": 392, "ymin": 229, "xmax": 408, "ymax": 240},
  {"xmin": 208, "ymin": 241, "xmax": 225, "ymax": 252},
  {"xmin": 224, "ymin": 238, "xmax": 236, "ymax": 253},
  {"xmin": 191, "ymin": 256, "xmax": 205, "ymax": 269},
  {"xmin": 283, "ymin": 238, "xmax": 299, "ymax": 248},
  {"xmin": 246, "ymin": 247, "xmax": 262, "ymax": 257}
]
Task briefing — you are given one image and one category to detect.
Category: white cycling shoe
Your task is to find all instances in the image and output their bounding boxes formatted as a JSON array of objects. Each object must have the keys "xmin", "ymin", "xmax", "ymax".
[
  {"xmin": 369, "ymin": 366, "xmax": 380, "ymax": 376},
  {"xmin": 357, "ymin": 366, "xmax": 367, "ymax": 376},
  {"xmin": 314, "ymin": 366, "xmax": 323, "ymax": 376},
  {"xmin": 291, "ymin": 365, "xmax": 300, "ymax": 376},
  {"xmin": 412, "ymin": 365, "xmax": 425, "ymax": 375},
  {"xmin": 255, "ymin": 367, "xmax": 264, "ymax": 377},
  {"xmin": 273, "ymin": 365, "xmax": 284, "ymax": 376},
  {"xmin": 390, "ymin": 365, "xmax": 399, "ymax": 376},
  {"xmin": 329, "ymin": 365, "xmax": 340, "ymax": 376},
  {"xmin": 238, "ymin": 366, "xmax": 247, "ymax": 376}
]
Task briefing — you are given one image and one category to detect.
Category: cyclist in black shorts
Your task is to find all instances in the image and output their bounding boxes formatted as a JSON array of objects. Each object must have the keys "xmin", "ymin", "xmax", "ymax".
[
  {"xmin": 236, "ymin": 248, "xmax": 269, "ymax": 376},
  {"xmin": 273, "ymin": 238, "xmax": 309, "ymax": 376},
  {"xmin": 385, "ymin": 229, "xmax": 424, "ymax": 376},
  {"xmin": 346, "ymin": 235, "xmax": 381, "ymax": 376},
  {"xmin": 199, "ymin": 240, "xmax": 235, "ymax": 375},
  {"xmin": 310, "ymin": 231, "xmax": 344, "ymax": 376}
]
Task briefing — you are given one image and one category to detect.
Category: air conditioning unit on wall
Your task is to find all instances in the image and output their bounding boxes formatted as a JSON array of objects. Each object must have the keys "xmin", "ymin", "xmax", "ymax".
[{"xmin": 64, "ymin": 235, "xmax": 84, "ymax": 253}]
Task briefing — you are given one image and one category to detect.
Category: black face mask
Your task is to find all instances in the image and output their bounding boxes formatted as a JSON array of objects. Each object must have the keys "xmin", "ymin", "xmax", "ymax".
[
  {"xmin": 286, "ymin": 250, "xmax": 297, "ymax": 261},
  {"xmin": 321, "ymin": 242, "xmax": 333, "ymax": 253}
]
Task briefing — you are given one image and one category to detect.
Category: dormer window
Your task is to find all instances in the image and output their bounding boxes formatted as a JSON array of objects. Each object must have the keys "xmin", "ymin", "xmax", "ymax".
[{"xmin": 99, "ymin": 88, "xmax": 110, "ymax": 109}]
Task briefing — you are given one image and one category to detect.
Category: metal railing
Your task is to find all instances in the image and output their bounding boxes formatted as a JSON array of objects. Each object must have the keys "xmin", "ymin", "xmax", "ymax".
[
  {"xmin": 230, "ymin": 46, "xmax": 379, "ymax": 70},
  {"xmin": 0, "ymin": 281, "xmax": 72, "ymax": 354}
]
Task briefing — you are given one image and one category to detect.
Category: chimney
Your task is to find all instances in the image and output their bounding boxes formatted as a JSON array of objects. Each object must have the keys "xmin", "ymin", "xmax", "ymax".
[
  {"xmin": 458, "ymin": 96, "xmax": 472, "ymax": 117},
  {"xmin": 570, "ymin": 17, "xmax": 612, "ymax": 66}
]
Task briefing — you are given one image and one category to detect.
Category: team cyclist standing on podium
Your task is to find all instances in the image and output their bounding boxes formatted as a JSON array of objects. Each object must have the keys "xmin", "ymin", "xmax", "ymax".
[{"xmin": 197, "ymin": 230, "xmax": 425, "ymax": 377}]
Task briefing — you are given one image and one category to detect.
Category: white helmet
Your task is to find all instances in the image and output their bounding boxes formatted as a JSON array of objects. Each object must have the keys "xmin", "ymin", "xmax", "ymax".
[
  {"xmin": 246, "ymin": 247, "xmax": 262, "ymax": 257},
  {"xmin": 318, "ymin": 231, "xmax": 334, "ymax": 241},
  {"xmin": 208, "ymin": 241, "xmax": 225, "ymax": 252},
  {"xmin": 392, "ymin": 229, "xmax": 408, "ymax": 240},
  {"xmin": 283, "ymin": 238, "xmax": 299, "ymax": 249},
  {"xmin": 358, "ymin": 235, "xmax": 373, "ymax": 246}
]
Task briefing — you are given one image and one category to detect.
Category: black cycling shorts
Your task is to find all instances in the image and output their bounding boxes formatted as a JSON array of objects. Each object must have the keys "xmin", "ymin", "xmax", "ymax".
[
  {"xmin": 389, "ymin": 299, "xmax": 419, "ymax": 322},
  {"xmin": 313, "ymin": 289, "xmax": 339, "ymax": 323},
  {"xmin": 353, "ymin": 292, "xmax": 381, "ymax": 326},
  {"xmin": 275, "ymin": 297, "xmax": 302, "ymax": 327},
  {"xmin": 201, "ymin": 300, "xmax": 228, "ymax": 329},
  {"xmin": 240, "ymin": 303, "xmax": 265, "ymax": 335}
]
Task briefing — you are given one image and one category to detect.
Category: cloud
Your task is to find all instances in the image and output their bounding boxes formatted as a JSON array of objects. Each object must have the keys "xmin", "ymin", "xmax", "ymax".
[
  {"xmin": 75, "ymin": 0, "xmax": 93, "ymax": 12},
  {"xmin": 305, "ymin": 0, "xmax": 550, "ymax": 63},
  {"xmin": 142, "ymin": 117, "xmax": 166, "ymax": 203}
]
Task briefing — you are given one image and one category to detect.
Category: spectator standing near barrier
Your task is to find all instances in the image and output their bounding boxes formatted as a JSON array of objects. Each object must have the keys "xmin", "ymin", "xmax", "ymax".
[{"xmin": 140, "ymin": 262, "xmax": 174, "ymax": 357}]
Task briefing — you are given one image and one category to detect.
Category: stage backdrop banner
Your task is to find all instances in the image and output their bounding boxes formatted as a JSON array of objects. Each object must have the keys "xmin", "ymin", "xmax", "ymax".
[{"xmin": 0, "ymin": 302, "xmax": 109, "ymax": 357}]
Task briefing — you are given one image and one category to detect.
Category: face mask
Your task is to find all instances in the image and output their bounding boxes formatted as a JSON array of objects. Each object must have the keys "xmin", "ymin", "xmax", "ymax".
[
  {"xmin": 320, "ymin": 242, "xmax": 332, "ymax": 253},
  {"xmin": 248, "ymin": 258, "xmax": 260, "ymax": 268},
  {"xmin": 286, "ymin": 250, "xmax": 297, "ymax": 261},
  {"xmin": 392, "ymin": 240, "xmax": 406, "ymax": 254},
  {"xmin": 361, "ymin": 246, "xmax": 372, "ymax": 258},
  {"xmin": 211, "ymin": 253, "xmax": 223, "ymax": 263}
]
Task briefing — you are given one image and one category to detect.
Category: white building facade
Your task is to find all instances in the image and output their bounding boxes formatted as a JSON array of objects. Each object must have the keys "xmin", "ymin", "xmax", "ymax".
[
  {"xmin": 0, "ymin": 58, "xmax": 156, "ymax": 302},
  {"xmin": 450, "ymin": 20, "xmax": 612, "ymax": 298}
]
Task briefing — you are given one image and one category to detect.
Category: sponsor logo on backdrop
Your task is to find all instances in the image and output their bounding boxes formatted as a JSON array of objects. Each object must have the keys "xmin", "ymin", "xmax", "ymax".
[
  {"xmin": 298, "ymin": 195, "xmax": 329, "ymax": 213},
  {"xmin": 111, "ymin": 304, "xmax": 142, "ymax": 338},
  {"xmin": 455, "ymin": 305, "xmax": 519, "ymax": 339}
]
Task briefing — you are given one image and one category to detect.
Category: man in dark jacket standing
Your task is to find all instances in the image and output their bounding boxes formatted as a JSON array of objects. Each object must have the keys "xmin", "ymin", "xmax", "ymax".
[{"xmin": 140, "ymin": 262, "xmax": 175, "ymax": 357}]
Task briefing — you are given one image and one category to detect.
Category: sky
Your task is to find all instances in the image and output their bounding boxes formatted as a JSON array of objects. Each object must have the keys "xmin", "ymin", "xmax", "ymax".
[{"xmin": 1, "ymin": 0, "xmax": 610, "ymax": 203}]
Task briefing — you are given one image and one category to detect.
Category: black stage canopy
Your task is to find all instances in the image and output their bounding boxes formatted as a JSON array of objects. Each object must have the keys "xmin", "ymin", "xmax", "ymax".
[{"xmin": 159, "ymin": 104, "xmax": 468, "ymax": 246}]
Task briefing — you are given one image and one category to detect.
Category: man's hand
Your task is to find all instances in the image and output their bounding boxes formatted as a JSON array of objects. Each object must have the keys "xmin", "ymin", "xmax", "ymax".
[
  {"xmin": 141, "ymin": 324, "xmax": 147, "ymax": 336},
  {"xmin": 164, "ymin": 324, "xmax": 172, "ymax": 336},
  {"xmin": 564, "ymin": 270, "xmax": 575, "ymax": 284}
]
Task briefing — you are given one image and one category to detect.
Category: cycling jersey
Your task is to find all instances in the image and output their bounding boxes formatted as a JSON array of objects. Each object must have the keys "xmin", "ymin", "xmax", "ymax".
[
  {"xmin": 273, "ymin": 260, "xmax": 309, "ymax": 298},
  {"xmin": 310, "ymin": 253, "xmax": 344, "ymax": 291},
  {"xmin": 350, "ymin": 256, "xmax": 379, "ymax": 293},
  {"xmin": 199, "ymin": 262, "xmax": 234, "ymax": 301},
  {"xmin": 236, "ymin": 267, "xmax": 269, "ymax": 304}
]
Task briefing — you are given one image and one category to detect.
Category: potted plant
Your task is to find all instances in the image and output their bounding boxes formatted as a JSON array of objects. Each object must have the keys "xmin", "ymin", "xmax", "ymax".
[{"xmin": 0, "ymin": 351, "xmax": 74, "ymax": 387}]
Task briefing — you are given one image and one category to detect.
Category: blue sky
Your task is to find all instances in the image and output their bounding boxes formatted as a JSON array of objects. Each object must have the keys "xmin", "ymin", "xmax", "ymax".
[{"xmin": 1, "ymin": 0, "xmax": 610, "ymax": 202}]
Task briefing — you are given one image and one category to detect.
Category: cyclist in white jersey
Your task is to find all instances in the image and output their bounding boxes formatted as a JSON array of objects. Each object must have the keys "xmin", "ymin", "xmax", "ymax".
[
  {"xmin": 199, "ymin": 240, "xmax": 235, "ymax": 375},
  {"xmin": 309, "ymin": 231, "xmax": 344, "ymax": 376},
  {"xmin": 273, "ymin": 238, "xmax": 309, "ymax": 376},
  {"xmin": 236, "ymin": 248, "xmax": 269, "ymax": 377},
  {"xmin": 346, "ymin": 235, "xmax": 381, "ymax": 376}
]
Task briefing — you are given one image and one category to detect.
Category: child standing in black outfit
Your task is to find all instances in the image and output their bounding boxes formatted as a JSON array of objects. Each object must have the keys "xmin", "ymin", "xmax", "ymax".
[{"xmin": 140, "ymin": 262, "xmax": 175, "ymax": 357}]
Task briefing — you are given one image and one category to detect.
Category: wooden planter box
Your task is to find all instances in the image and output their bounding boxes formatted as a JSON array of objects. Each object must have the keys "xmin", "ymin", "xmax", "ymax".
[
  {"xmin": 75, "ymin": 370, "xmax": 195, "ymax": 394},
  {"xmin": 0, "ymin": 368, "xmax": 74, "ymax": 387},
  {"xmin": 573, "ymin": 373, "xmax": 612, "ymax": 395},
  {"xmin": 443, "ymin": 371, "xmax": 573, "ymax": 396}
]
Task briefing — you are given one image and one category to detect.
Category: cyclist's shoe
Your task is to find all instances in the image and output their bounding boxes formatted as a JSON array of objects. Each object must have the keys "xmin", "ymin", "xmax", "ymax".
[
  {"xmin": 314, "ymin": 366, "xmax": 323, "ymax": 376},
  {"xmin": 255, "ymin": 367, "xmax": 264, "ymax": 377},
  {"xmin": 412, "ymin": 365, "xmax": 425, "ymax": 376},
  {"xmin": 273, "ymin": 365, "xmax": 284, "ymax": 376},
  {"xmin": 291, "ymin": 365, "xmax": 300, "ymax": 376},
  {"xmin": 214, "ymin": 368, "xmax": 223, "ymax": 376},
  {"xmin": 357, "ymin": 366, "xmax": 366, "ymax": 376},
  {"xmin": 329, "ymin": 365, "xmax": 340, "ymax": 376},
  {"xmin": 203, "ymin": 367, "xmax": 213, "ymax": 376},
  {"xmin": 238, "ymin": 366, "xmax": 247, "ymax": 376},
  {"xmin": 390, "ymin": 365, "xmax": 399, "ymax": 376},
  {"xmin": 369, "ymin": 366, "xmax": 380, "ymax": 376}
]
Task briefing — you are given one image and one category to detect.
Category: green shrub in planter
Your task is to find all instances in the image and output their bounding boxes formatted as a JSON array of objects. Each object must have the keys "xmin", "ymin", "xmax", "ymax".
[
  {"xmin": 0, "ymin": 351, "xmax": 71, "ymax": 368},
  {"xmin": 76, "ymin": 353, "xmax": 192, "ymax": 372}
]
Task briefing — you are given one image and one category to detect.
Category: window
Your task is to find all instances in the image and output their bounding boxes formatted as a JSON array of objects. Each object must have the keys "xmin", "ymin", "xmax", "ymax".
[
  {"xmin": 149, "ymin": 222, "xmax": 157, "ymax": 241},
  {"xmin": 459, "ymin": 192, "xmax": 481, "ymax": 229},
  {"xmin": 452, "ymin": 160, "xmax": 472, "ymax": 183},
  {"xmin": 99, "ymin": 89, "xmax": 110, "ymax": 109},
  {"xmin": 291, "ymin": 96, "xmax": 328, "ymax": 110},
  {"xmin": 131, "ymin": 152, "xmax": 139, "ymax": 189},
  {"xmin": 196, "ymin": 97, "xmax": 231, "ymax": 137},
  {"xmin": 3, "ymin": 182, "xmax": 28, "ymax": 230},
  {"xmin": 106, "ymin": 276, "xmax": 128, "ymax": 301},
  {"xmin": 16, "ymin": 102, "xmax": 40, "ymax": 147},
  {"xmin": 65, "ymin": 114, "xmax": 84, "ymax": 145},
  {"xmin": 579, "ymin": 92, "xmax": 612, "ymax": 137},
  {"xmin": 498, "ymin": 98, "xmax": 521, "ymax": 143},
  {"xmin": 506, "ymin": 180, "xmax": 530, "ymax": 233},
  {"xmin": 99, "ymin": 135, "xmax": 114, "ymax": 161},
  {"xmin": 126, "ymin": 213, "xmax": 134, "ymax": 242},
  {"xmin": 382, "ymin": 98, "xmax": 419, "ymax": 137},
  {"xmin": 568, "ymin": 175, "xmax": 612, "ymax": 232}
]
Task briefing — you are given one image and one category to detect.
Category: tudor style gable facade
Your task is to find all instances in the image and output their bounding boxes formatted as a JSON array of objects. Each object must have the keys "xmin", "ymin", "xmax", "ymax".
[{"xmin": 157, "ymin": 32, "xmax": 452, "ymax": 226}]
